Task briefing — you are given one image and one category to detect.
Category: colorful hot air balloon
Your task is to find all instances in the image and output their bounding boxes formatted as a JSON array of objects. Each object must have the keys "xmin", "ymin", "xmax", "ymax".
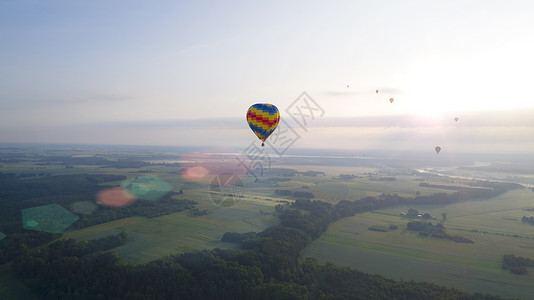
[
  {"xmin": 454, "ymin": 117, "xmax": 459, "ymax": 122},
  {"xmin": 376, "ymin": 89, "xmax": 379, "ymax": 94},
  {"xmin": 435, "ymin": 146, "xmax": 441, "ymax": 154},
  {"xmin": 389, "ymin": 98, "xmax": 394, "ymax": 103},
  {"xmin": 247, "ymin": 103, "xmax": 280, "ymax": 147}
]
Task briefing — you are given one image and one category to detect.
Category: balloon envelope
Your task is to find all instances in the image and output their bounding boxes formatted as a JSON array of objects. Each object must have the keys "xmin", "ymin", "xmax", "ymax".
[
  {"xmin": 247, "ymin": 103, "xmax": 280, "ymax": 144},
  {"xmin": 435, "ymin": 146, "xmax": 441, "ymax": 154},
  {"xmin": 376, "ymin": 90, "xmax": 379, "ymax": 94},
  {"xmin": 389, "ymin": 98, "xmax": 394, "ymax": 103},
  {"xmin": 454, "ymin": 117, "xmax": 459, "ymax": 122}
]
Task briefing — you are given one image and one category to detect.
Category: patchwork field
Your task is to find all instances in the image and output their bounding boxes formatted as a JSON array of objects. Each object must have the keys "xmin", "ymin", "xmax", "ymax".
[
  {"xmin": 301, "ymin": 189, "xmax": 534, "ymax": 299},
  {"xmin": 63, "ymin": 195, "xmax": 281, "ymax": 264}
]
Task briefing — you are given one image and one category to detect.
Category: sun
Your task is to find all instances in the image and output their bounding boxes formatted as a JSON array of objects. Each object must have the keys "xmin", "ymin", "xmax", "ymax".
[{"xmin": 399, "ymin": 58, "xmax": 473, "ymax": 118}]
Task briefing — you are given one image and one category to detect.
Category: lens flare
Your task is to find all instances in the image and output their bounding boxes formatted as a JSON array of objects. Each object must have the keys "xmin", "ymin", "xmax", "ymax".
[
  {"xmin": 97, "ymin": 187, "xmax": 136, "ymax": 207},
  {"xmin": 21, "ymin": 204, "xmax": 79, "ymax": 233},
  {"xmin": 182, "ymin": 166, "xmax": 210, "ymax": 182},
  {"xmin": 121, "ymin": 176, "xmax": 173, "ymax": 201}
]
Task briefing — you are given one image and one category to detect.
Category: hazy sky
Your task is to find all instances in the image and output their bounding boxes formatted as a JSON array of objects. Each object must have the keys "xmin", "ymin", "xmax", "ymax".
[{"xmin": 1, "ymin": 1, "xmax": 534, "ymax": 152}]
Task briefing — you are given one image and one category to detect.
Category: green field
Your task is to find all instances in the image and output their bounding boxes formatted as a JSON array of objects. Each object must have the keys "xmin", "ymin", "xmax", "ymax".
[
  {"xmin": 301, "ymin": 189, "xmax": 534, "ymax": 299},
  {"xmin": 63, "ymin": 195, "xmax": 281, "ymax": 264},
  {"xmin": 269, "ymin": 167, "xmax": 451, "ymax": 204}
]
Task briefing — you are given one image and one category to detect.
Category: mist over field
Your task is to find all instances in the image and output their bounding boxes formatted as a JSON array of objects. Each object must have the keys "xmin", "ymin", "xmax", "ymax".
[{"xmin": 3, "ymin": 108, "xmax": 534, "ymax": 154}]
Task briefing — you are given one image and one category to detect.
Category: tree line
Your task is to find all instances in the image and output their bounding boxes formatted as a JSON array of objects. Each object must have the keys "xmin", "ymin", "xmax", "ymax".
[
  {"xmin": 275, "ymin": 189, "xmax": 315, "ymax": 199},
  {"xmin": 521, "ymin": 216, "xmax": 534, "ymax": 225},
  {"xmin": 502, "ymin": 254, "xmax": 534, "ymax": 275},
  {"xmin": 407, "ymin": 221, "xmax": 473, "ymax": 243}
]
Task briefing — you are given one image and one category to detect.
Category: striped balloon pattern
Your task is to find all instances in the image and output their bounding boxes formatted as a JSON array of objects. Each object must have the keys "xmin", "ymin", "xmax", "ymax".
[{"xmin": 247, "ymin": 103, "xmax": 280, "ymax": 145}]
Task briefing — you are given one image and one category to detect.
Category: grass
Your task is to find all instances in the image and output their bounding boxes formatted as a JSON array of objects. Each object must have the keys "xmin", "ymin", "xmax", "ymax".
[
  {"xmin": 63, "ymin": 196, "xmax": 280, "ymax": 264},
  {"xmin": 301, "ymin": 189, "xmax": 534, "ymax": 299},
  {"xmin": 302, "ymin": 237, "xmax": 534, "ymax": 299},
  {"xmin": 279, "ymin": 176, "xmax": 457, "ymax": 204}
]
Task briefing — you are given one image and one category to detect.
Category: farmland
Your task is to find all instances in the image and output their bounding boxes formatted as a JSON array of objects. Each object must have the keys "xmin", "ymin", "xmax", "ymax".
[
  {"xmin": 62, "ymin": 198, "xmax": 281, "ymax": 264},
  {"xmin": 2, "ymin": 146, "xmax": 534, "ymax": 298},
  {"xmin": 301, "ymin": 188, "xmax": 534, "ymax": 298}
]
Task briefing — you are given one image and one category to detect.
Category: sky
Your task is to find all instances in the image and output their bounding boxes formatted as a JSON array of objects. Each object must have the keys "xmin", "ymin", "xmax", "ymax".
[{"xmin": 1, "ymin": 0, "xmax": 534, "ymax": 153}]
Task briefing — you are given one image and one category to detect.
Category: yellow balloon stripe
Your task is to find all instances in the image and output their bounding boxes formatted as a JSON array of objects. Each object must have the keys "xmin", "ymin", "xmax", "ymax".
[{"xmin": 247, "ymin": 108, "xmax": 279, "ymax": 131}]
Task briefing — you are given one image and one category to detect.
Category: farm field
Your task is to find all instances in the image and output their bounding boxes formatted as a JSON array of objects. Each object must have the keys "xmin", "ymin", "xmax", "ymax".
[
  {"xmin": 301, "ymin": 189, "xmax": 534, "ymax": 299},
  {"xmin": 63, "ymin": 196, "xmax": 281, "ymax": 264},
  {"xmin": 266, "ymin": 164, "xmax": 453, "ymax": 204}
]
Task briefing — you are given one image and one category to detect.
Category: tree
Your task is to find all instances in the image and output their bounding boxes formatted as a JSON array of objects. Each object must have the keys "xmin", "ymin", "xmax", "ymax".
[{"xmin": 442, "ymin": 212, "xmax": 447, "ymax": 221}]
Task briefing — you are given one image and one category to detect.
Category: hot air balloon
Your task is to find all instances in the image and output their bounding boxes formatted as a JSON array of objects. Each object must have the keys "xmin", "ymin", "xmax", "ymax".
[
  {"xmin": 247, "ymin": 103, "xmax": 280, "ymax": 147},
  {"xmin": 389, "ymin": 98, "xmax": 394, "ymax": 103},
  {"xmin": 454, "ymin": 117, "xmax": 459, "ymax": 122},
  {"xmin": 376, "ymin": 90, "xmax": 379, "ymax": 94},
  {"xmin": 435, "ymin": 146, "xmax": 441, "ymax": 154}
]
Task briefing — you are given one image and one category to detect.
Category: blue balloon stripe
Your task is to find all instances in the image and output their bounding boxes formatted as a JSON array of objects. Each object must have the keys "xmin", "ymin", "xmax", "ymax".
[
  {"xmin": 248, "ymin": 123, "xmax": 275, "ymax": 139},
  {"xmin": 248, "ymin": 123, "xmax": 268, "ymax": 136},
  {"xmin": 253, "ymin": 104, "xmax": 279, "ymax": 116},
  {"xmin": 249, "ymin": 122, "xmax": 275, "ymax": 132}
]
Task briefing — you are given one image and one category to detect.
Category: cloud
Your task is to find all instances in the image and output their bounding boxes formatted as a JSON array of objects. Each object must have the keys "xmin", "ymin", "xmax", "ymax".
[
  {"xmin": 1, "ymin": 108, "xmax": 533, "ymax": 154},
  {"xmin": 321, "ymin": 91, "xmax": 362, "ymax": 97},
  {"xmin": 62, "ymin": 93, "xmax": 136, "ymax": 104},
  {"xmin": 48, "ymin": 91, "xmax": 137, "ymax": 105},
  {"xmin": 307, "ymin": 108, "xmax": 534, "ymax": 128},
  {"xmin": 375, "ymin": 88, "xmax": 403, "ymax": 95},
  {"xmin": 93, "ymin": 118, "xmax": 244, "ymax": 129},
  {"xmin": 321, "ymin": 86, "xmax": 404, "ymax": 98},
  {"xmin": 0, "ymin": 91, "xmax": 136, "ymax": 112},
  {"xmin": 456, "ymin": 109, "xmax": 534, "ymax": 127}
]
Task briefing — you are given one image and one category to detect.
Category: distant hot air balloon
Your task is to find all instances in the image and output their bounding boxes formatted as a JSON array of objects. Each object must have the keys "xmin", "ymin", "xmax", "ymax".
[
  {"xmin": 454, "ymin": 117, "xmax": 459, "ymax": 122},
  {"xmin": 435, "ymin": 146, "xmax": 441, "ymax": 154},
  {"xmin": 247, "ymin": 103, "xmax": 280, "ymax": 147},
  {"xmin": 389, "ymin": 98, "xmax": 394, "ymax": 103},
  {"xmin": 347, "ymin": 85, "xmax": 349, "ymax": 88},
  {"xmin": 376, "ymin": 90, "xmax": 379, "ymax": 94}
]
